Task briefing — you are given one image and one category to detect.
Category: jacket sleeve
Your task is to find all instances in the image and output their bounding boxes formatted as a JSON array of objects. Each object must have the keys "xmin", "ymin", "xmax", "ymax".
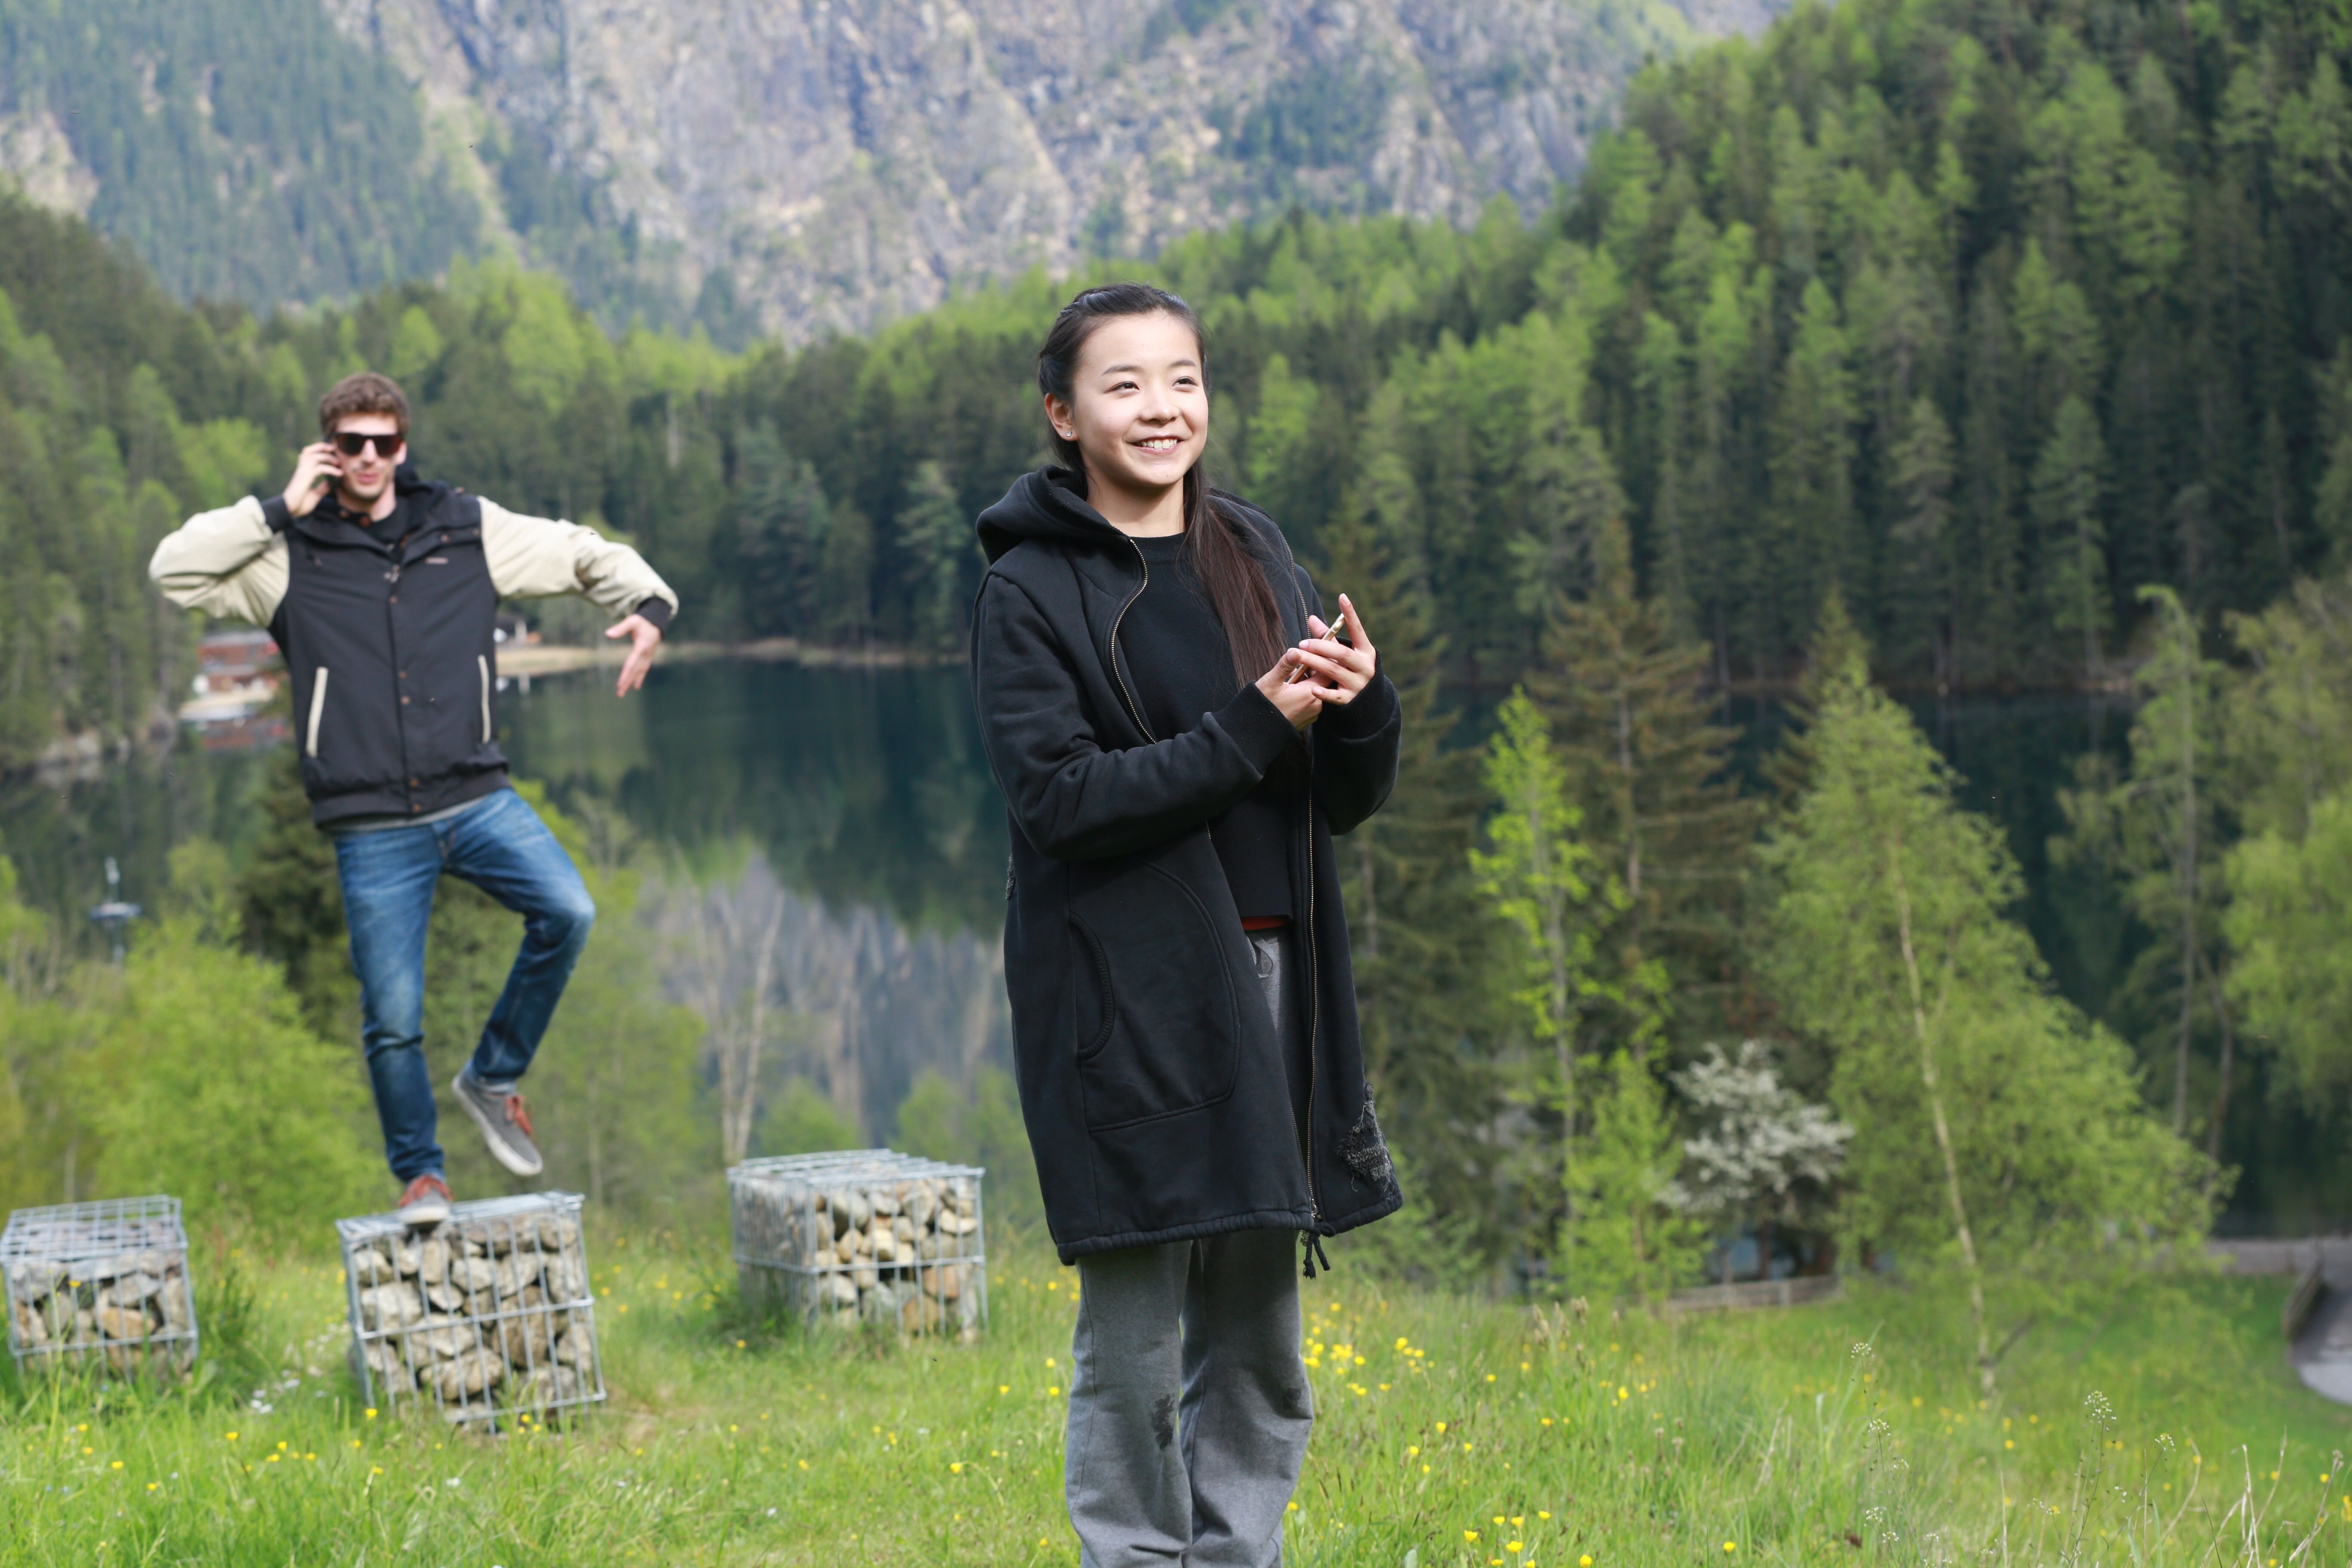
[
  {"xmin": 480, "ymin": 499, "xmax": 680, "ymax": 628},
  {"xmin": 973, "ymin": 572, "xmax": 1302, "ymax": 862},
  {"xmin": 1295, "ymin": 563, "xmax": 1400, "ymax": 835},
  {"xmin": 147, "ymin": 495, "xmax": 289, "ymax": 626}
]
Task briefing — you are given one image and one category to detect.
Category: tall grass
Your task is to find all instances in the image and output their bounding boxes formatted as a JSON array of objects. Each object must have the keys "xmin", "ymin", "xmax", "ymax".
[{"xmin": 3, "ymin": 1230, "xmax": 2346, "ymax": 1565}]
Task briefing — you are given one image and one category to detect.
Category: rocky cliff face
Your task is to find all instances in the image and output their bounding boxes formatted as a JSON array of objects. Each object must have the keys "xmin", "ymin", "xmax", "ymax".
[
  {"xmin": 321, "ymin": 0, "xmax": 1783, "ymax": 342},
  {"xmin": 0, "ymin": 0, "xmax": 1782, "ymax": 337}
]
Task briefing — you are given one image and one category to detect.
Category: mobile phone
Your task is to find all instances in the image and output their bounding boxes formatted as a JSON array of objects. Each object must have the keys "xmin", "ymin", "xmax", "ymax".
[{"xmin": 1285, "ymin": 608, "xmax": 1350, "ymax": 683}]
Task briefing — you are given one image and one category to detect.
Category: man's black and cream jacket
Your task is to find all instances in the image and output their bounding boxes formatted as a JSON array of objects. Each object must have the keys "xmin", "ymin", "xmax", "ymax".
[{"xmin": 150, "ymin": 467, "xmax": 678, "ymax": 827}]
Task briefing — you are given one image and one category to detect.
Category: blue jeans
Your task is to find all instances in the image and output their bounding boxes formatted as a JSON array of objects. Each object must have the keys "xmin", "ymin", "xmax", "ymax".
[{"xmin": 334, "ymin": 789, "xmax": 596, "ymax": 1182}]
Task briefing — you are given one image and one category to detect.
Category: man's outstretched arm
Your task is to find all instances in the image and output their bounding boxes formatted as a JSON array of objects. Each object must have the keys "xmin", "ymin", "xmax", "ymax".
[
  {"xmin": 479, "ymin": 500, "xmax": 681, "ymax": 697},
  {"xmin": 147, "ymin": 496, "xmax": 291, "ymax": 625}
]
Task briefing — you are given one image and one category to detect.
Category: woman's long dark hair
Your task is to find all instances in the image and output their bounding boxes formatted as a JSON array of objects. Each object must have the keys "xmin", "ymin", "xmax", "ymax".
[{"xmin": 1037, "ymin": 283, "xmax": 1285, "ymax": 686}]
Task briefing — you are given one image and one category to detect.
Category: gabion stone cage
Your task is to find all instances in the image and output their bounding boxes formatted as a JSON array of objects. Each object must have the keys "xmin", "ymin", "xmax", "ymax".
[
  {"xmin": 729, "ymin": 1150, "xmax": 986, "ymax": 1336},
  {"xmin": 335, "ymin": 1192, "xmax": 602, "ymax": 1426},
  {"xmin": 2, "ymin": 1196, "xmax": 198, "ymax": 1375}
]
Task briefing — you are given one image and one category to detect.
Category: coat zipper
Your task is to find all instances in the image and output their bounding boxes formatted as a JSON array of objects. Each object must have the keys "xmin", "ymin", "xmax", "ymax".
[
  {"xmin": 385, "ymin": 557, "xmax": 410, "ymax": 810},
  {"xmin": 1295, "ymin": 577, "xmax": 1323, "ymax": 1231},
  {"xmin": 1302, "ymin": 813, "xmax": 1322, "ymax": 1228},
  {"xmin": 1106, "ymin": 536, "xmax": 1155, "ymax": 741}
]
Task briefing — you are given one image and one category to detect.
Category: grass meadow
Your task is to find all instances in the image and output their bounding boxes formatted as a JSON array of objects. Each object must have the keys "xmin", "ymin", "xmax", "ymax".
[{"xmin": 4, "ymin": 1226, "xmax": 2350, "ymax": 1567}]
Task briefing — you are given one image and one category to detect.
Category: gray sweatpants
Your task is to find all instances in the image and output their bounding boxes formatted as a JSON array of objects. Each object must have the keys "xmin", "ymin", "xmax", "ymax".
[
  {"xmin": 1064, "ymin": 929, "xmax": 1312, "ymax": 1568},
  {"xmin": 1067, "ymin": 1230, "xmax": 1312, "ymax": 1566}
]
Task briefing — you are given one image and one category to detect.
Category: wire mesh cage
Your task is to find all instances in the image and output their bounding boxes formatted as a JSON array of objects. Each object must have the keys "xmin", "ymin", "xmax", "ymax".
[
  {"xmin": 2, "ymin": 1195, "xmax": 198, "ymax": 1376},
  {"xmin": 335, "ymin": 1192, "xmax": 602, "ymax": 1427},
  {"xmin": 729, "ymin": 1150, "xmax": 986, "ymax": 1337}
]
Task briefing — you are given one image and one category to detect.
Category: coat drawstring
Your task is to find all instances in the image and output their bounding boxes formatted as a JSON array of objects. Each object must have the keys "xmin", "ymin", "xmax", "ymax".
[{"xmin": 1300, "ymin": 1231, "xmax": 1332, "ymax": 1279}]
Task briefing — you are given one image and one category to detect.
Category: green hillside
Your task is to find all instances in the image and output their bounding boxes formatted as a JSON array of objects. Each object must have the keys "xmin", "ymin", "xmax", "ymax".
[
  {"xmin": 719, "ymin": 0, "xmax": 2352, "ymax": 685},
  {"xmin": 6, "ymin": 0, "xmax": 2352, "ymax": 746}
]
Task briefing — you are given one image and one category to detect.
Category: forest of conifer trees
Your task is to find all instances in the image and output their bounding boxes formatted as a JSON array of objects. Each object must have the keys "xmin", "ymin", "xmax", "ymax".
[
  {"xmin": 11, "ymin": 0, "xmax": 2351, "ymax": 757},
  {"xmin": 5, "ymin": 0, "xmax": 2352, "ymax": 1283}
]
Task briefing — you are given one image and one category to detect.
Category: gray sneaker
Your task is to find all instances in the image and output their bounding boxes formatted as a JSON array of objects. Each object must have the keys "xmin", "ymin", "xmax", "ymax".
[
  {"xmin": 451, "ymin": 1069, "xmax": 544, "ymax": 1177},
  {"xmin": 398, "ymin": 1173, "xmax": 453, "ymax": 1227}
]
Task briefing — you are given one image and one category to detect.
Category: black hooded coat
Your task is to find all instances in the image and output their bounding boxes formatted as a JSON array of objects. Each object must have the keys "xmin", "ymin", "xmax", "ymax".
[{"xmin": 971, "ymin": 469, "xmax": 1405, "ymax": 1265}]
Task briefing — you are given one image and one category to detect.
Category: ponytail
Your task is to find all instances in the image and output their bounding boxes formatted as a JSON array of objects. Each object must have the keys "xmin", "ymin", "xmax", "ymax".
[{"xmin": 1037, "ymin": 284, "xmax": 1285, "ymax": 685}]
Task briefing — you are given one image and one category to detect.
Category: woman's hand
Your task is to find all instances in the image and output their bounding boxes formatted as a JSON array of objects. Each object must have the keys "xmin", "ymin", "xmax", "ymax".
[
  {"xmin": 1256, "ymin": 650, "xmax": 1326, "ymax": 729},
  {"xmin": 1286, "ymin": 594, "xmax": 1377, "ymax": 708}
]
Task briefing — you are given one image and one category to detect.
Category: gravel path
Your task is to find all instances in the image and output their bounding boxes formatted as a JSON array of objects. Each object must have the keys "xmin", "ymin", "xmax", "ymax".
[{"xmin": 2280, "ymin": 1240, "xmax": 2352, "ymax": 1404}]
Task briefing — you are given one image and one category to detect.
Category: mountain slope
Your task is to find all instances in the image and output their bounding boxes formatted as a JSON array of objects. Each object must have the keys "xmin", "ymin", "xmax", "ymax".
[
  {"xmin": 1, "ymin": 0, "xmax": 1782, "ymax": 340},
  {"xmin": 0, "ymin": 0, "xmax": 482, "ymax": 307},
  {"xmin": 337, "ymin": 0, "xmax": 1772, "ymax": 342}
]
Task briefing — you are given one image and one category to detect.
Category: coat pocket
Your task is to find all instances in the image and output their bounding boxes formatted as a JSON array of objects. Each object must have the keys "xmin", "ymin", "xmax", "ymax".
[{"xmin": 1067, "ymin": 861, "xmax": 1245, "ymax": 1130}]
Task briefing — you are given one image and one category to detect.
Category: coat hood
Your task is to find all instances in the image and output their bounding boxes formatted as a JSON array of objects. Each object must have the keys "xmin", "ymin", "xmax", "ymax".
[
  {"xmin": 975, "ymin": 468, "xmax": 1303, "ymax": 590},
  {"xmin": 975, "ymin": 468, "xmax": 1132, "ymax": 564}
]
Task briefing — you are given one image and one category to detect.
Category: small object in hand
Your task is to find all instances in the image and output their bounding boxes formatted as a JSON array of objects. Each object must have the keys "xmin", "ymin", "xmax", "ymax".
[{"xmin": 1285, "ymin": 608, "xmax": 1349, "ymax": 683}]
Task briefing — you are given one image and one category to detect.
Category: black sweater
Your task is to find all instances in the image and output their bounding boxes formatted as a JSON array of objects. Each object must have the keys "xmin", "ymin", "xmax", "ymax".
[{"xmin": 1122, "ymin": 531, "xmax": 1302, "ymax": 920}]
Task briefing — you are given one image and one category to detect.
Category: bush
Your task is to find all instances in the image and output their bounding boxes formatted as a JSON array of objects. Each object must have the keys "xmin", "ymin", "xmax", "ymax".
[
  {"xmin": 891, "ymin": 1066, "xmax": 1041, "ymax": 1225},
  {"xmin": 82, "ymin": 918, "xmax": 379, "ymax": 1250}
]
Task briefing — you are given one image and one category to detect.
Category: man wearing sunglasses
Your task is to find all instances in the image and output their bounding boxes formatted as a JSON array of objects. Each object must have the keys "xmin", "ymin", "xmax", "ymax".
[{"xmin": 151, "ymin": 371, "xmax": 678, "ymax": 1227}]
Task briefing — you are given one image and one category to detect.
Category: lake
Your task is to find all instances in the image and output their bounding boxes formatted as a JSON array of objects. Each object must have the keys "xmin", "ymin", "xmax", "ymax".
[{"xmin": 0, "ymin": 659, "xmax": 2336, "ymax": 1234}]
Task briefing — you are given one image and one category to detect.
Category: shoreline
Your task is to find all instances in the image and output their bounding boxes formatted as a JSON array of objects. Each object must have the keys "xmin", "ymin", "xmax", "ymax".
[{"xmin": 497, "ymin": 637, "xmax": 964, "ymax": 675}]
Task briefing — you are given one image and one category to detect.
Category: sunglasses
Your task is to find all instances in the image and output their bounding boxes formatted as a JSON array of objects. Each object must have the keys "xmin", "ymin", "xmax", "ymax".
[{"xmin": 332, "ymin": 431, "xmax": 403, "ymax": 457}]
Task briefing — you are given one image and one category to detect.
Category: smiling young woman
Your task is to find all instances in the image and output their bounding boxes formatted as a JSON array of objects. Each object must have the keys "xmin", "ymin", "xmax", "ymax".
[{"xmin": 969, "ymin": 283, "xmax": 1406, "ymax": 1566}]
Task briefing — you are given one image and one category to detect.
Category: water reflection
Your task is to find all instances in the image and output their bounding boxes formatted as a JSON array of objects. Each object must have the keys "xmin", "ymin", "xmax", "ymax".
[
  {"xmin": 505, "ymin": 658, "xmax": 1007, "ymax": 938},
  {"xmin": 0, "ymin": 744, "xmax": 276, "ymax": 931},
  {"xmin": 645, "ymin": 851, "xmax": 1008, "ymax": 1151},
  {"xmin": 502, "ymin": 658, "xmax": 1012, "ymax": 1144}
]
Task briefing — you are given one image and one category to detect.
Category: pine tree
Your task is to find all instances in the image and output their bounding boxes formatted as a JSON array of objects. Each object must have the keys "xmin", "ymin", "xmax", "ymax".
[
  {"xmin": 2010, "ymin": 240, "xmax": 2103, "ymax": 425},
  {"xmin": 895, "ymin": 459, "xmax": 972, "ymax": 652},
  {"xmin": 1886, "ymin": 395, "xmax": 1958, "ymax": 689},
  {"xmin": 1633, "ymin": 311, "xmax": 1696, "ymax": 635},
  {"xmin": 2030, "ymin": 394, "xmax": 2110, "ymax": 679},
  {"xmin": 2318, "ymin": 343, "xmax": 2352, "ymax": 568},
  {"xmin": 2054, "ymin": 586, "xmax": 2229, "ymax": 1141},
  {"xmin": 1320, "ymin": 507, "xmax": 1510, "ymax": 1252},
  {"xmin": 1509, "ymin": 327, "xmax": 1621, "ymax": 651},
  {"xmin": 1686, "ymin": 252, "xmax": 1765, "ymax": 686},
  {"xmin": 1761, "ymin": 588, "xmax": 1874, "ymax": 808},
  {"xmin": 1762, "ymin": 279, "xmax": 1857, "ymax": 665},
  {"xmin": 1529, "ymin": 513, "xmax": 1754, "ymax": 1052},
  {"xmin": 1562, "ymin": 1050, "xmax": 1707, "ymax": 1303},
  {"xmin": 1955, "ymin": 280, "xmax": 2021, "ymax": 686},
  {"xmin": 1471, "ymin": 688, "xmax": 1614, "ymax": 1257},
  {"xmin": 1352, "ymin": 382, "xmax": 1432, "ymax": 599}
]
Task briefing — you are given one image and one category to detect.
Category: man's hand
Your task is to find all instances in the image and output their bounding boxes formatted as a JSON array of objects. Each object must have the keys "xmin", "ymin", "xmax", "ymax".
[
  {"xmin": 282, "ymin": 444, "xmax": 343, "ymax": 519},
  {"xmin": 605, "ymin": 612, "xmax": 664, "ymax": 696}
]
